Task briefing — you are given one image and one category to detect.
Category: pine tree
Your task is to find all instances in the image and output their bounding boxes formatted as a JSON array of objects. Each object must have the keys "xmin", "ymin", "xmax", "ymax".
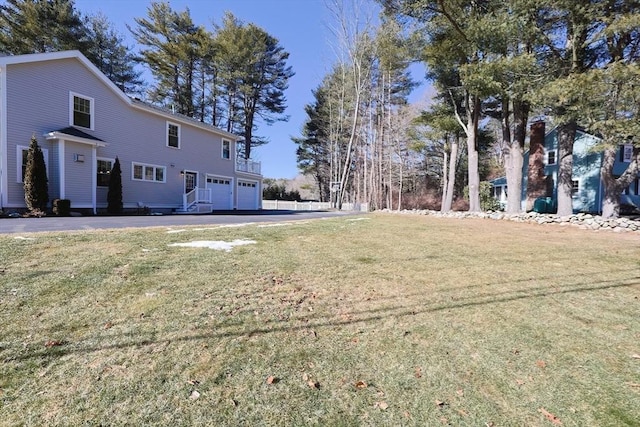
[
  {"xmin": 85, "ymin": 13, "xmax": 144, "ymax": 95},
  {"xmin": 23, "ymin": 135, "xmax": 48, "ymax": 213},
  {"xmin": 0, "ymin": 0, "xmax": 89, "ymax": 54},
  {"xmin": 293, "ymin": 85, "xmax": 332, "ymax": 202},
  {"xmin": 107, "ymin": 157, "xmax": 123, "ymax": 214},
  {"xmin": 214, "ymin": 13, "xmax": 294, "ymax": 159},
  {"xmin": 129, "ymin": 2, "xmax": 207, "ymax": 116}
]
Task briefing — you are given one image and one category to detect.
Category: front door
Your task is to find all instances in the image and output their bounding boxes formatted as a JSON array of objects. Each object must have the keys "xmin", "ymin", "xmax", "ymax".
[{"xmin": 184, "ymin": 171, "xmax": 197, "ymax": 193}]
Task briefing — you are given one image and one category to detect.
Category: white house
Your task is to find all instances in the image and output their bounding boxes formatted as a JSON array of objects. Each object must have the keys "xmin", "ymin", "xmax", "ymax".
[{"xmin": 0, "ymin": 50, "xmax": 263, "ymax": 214}]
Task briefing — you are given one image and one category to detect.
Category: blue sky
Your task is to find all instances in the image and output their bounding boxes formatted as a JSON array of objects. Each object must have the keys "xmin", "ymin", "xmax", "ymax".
[{"xmin": 74, "ymin": 0, "xmax": 428, "ymax": 179}]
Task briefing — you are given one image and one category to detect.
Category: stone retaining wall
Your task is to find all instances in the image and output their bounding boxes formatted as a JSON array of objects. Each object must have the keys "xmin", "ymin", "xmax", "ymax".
[{"xmin": 384, "ymin": 209, "xmax": 640, "ymax": 234}]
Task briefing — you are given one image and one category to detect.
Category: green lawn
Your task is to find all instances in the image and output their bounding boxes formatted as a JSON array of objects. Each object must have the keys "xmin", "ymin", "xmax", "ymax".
[{"xmin": 1, "ymin": 214, "xmax": 639, "ymax": 426}]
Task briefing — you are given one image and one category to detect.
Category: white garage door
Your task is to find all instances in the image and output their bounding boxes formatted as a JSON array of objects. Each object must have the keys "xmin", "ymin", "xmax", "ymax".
[
  {"xmin": 237, "ymin": 180, "xmax": 259, "ymax": 210},
  {"xmin": 206, "ymin": 176, "xmax": 232, "ymax": 210}
]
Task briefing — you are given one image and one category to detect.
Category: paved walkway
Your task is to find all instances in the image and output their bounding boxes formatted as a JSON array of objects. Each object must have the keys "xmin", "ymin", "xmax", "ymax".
[{"xmin": 0, "ymin": 210, "xmax": 364, "ymax": 234}]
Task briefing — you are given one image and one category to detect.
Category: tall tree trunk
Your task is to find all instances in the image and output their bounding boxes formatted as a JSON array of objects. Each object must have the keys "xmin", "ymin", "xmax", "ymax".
[
  {"xmin": 466, "ymin": 93, "xmax": 481, "ymax": 212},
  {"xmin": 441, "ymin": 146, "xmax": 449, "ymax": 211},
  {"xmin": 601, "ymin": 145, "xmax": 640, "ymax": 218},
  {"xmin": 556, "ymin": 120, "xmax": 577, "ymax": 216},
  {"xmin": 338, "ymin": 89, "xmax": 361, "ymax": 208},
  {"xmin": 442, "ymin": 136, "xmax": 459, "ymax": 212},
  {"xmin": 526, "ymin": 121, "xmax": 547, "ymax": 210},
  {"xmin": 397, "ymin": 160, "xmax": 403, "ymax": 210},
  {"xmin": 505, "ymin": 98, "xmax": 529, "ymax": 214}
]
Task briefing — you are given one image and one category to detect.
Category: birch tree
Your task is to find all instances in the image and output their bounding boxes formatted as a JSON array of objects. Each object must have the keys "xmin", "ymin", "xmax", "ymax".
[{"xmin": 382, "ymin": 0, "xmax": 491, "ymax": 211}]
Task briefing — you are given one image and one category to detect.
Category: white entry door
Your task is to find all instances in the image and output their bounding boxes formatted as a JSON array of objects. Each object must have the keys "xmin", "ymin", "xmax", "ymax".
[
  {"xmin": 184, "ymin": 171, "xmax": 197, "ymax": 193},
  {"xmin": 237, "ymin": 180, "xmax": 258, "ymax": 210},
  {"xmin": 206, "ymin": 176, "xmax": 232, "ymax": 210}
]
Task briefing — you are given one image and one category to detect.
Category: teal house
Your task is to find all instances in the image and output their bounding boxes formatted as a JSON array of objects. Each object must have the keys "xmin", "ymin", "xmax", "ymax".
[{"xmin": 491, "ymin": 123, "xmax": 640, "ymax": 214}]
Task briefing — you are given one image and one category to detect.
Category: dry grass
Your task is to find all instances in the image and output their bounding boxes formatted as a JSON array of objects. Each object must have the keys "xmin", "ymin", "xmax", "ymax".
[{"xmin": 0, "ymin": 213, "xmax": 639, "ymax": 426}]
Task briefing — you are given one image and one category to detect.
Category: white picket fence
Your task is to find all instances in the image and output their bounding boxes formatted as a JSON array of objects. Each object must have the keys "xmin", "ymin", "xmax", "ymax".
[{"xmin": 262, "ymin": 200, "xmax": 369, "ymax": 212}]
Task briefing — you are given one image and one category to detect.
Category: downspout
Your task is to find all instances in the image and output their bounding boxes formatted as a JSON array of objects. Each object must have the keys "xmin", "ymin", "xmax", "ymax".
[
  {"xmin": 59, "ymin": 140, "xmax": 66, "ymax": 200},
  {"xmin": 92, "ymin": 145, "xmax": 97, "ymax": 215}
]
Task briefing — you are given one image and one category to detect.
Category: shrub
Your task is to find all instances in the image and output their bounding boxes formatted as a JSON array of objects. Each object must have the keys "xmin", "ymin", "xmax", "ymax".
[
  {"xmin": 52, "ymin": 199, "xmax": 71, "ymax": 216},
  {"xmin": 263, "ymin": 183, "xmax": 301, "ymax": 201},
  {"xmin": 23, "ymin": 135, "xmax": 49, "ymax": 213},
  {"xmin": 107, "ymin": 157, "xmax": 123, "ymax": 214},
  {"xmin": 464, "ymin": 182, "xmax": 502, "ymax": 211},
  {"xmin": 400, "ymin": 189, "xmax": 442, "ymax": 210}
]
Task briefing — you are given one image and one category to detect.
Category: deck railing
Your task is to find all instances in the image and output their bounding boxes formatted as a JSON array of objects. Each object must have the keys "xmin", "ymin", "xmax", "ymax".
[{"xmin": 236, "ymin": 159, "xmax": 261, "ymax": 175}]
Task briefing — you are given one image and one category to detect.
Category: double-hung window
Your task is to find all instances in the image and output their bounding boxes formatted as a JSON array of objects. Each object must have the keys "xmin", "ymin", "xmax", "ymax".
[
  {"xmin": 571, "ymin": 179, "xmax": 579, "ymax": 196},
  {"xmin": 97, "ymin": 158, "xmax": 114, "ymax": 187},
  {"xmin": 546, "ymin": 150, "xmax": 556, "ymax": 165},
  {"xmin": 621, "ymin": 144, "xmax": 633, "ymax": 163},
  {"xmin": 167, "ymin": 122, "xmax": 180, "ymax": 148},
  {"xmin": 222, "ymin": 140, "xmax": 231, "ymax": 159},
  {"xmin": 70, "ymin": 92, "xmax": 94, "ymax": 129}
]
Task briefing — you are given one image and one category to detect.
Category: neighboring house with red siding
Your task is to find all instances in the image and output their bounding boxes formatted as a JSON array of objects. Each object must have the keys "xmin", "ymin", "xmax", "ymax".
[{"xmin": 0, "ymin": 50, "xmax": 262, "ymax": 214}]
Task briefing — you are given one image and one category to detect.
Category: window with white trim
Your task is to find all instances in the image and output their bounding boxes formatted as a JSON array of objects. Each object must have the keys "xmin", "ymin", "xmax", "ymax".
[
  {"xmin": 546, "ymin": 150, "xmax": 556, "ymax": 165},
  {"xmin": 16, "ymin": 145, "xmax": 49, "ymax": 183},
  {"xmin": 132, "ymin": 162, "xmax": 165, "ymax": 183},
  {"xmin": 222, "ymin": 139, "xmax": 230, "ymax": 159},
  {"xmin": 167, "ymin": 122, "xmax": 180, "ymax": 148},
  {"xmin": 70, "ymin": 92, "xmax": 94, "ymax": 130},
  {"xmin": 621, "ymin": 144, "xmax": 633, "ymax": 163},
  {"xmin": 571, "ymin": 179, "xmax": 579, "ymax": 195},
  {"xmin": 97, "ymin": 158, "xmax": 114, "ymax": 187}
]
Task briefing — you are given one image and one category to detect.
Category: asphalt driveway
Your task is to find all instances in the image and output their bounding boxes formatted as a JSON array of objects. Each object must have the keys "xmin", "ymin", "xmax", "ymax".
[{"xmin": 0, "ymin": 210, "xmax": 364, "ymax": 234}]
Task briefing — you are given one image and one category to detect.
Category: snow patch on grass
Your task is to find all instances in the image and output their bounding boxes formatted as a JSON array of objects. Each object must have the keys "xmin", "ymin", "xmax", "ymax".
[
  {"xmin": 166, "ymin": 229, "xmax": 188, "ymax": 234},
  {"xmin": 168, "ymin": 239, "xmax": 257, "ymax": 252},
  {"xmin": 346, "ymin": 217, "xmax": 370, "ymax": 221},
  {"xmin": 257, "ymin": 221, "xmax": 310, "ymax": 228},
  {"xmin": 217, "ymin": 223, "xmax": 254, "ymax": 228},
  {"xmin": 13, "ymin": 236, "xmax": 35, "ymax": 240}
]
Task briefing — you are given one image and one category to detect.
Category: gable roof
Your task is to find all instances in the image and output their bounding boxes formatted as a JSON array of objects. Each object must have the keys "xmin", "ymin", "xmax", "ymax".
[{"xmin": 0, "ymin": 50, "xmax": 240, "ymax": 141}]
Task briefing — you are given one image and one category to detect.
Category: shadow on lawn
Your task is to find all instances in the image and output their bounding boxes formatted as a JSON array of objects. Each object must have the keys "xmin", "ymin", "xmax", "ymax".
[{"xmin": 5, "ymin": 269, "xmax": 640, "ymax": 362}]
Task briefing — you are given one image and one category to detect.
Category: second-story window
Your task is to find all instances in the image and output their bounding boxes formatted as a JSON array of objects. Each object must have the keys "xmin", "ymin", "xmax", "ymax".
[
  {"xmin": 222, "ymin": 140, "xmax": 230, "ymax": 159},
  {"xmin": 167, "ymin": 123, "xmax": 180, "ymax": 148},
  {"xmin": 546, "ymin": 150, "xmax": 556, "ymax": 165},
  {"xmin": 70, "ymin": 92, "xmax": 94, "ymax": 129},
  {"xmin": 621, "ymin": 144, "xmax": 633, "ymax": 163}
]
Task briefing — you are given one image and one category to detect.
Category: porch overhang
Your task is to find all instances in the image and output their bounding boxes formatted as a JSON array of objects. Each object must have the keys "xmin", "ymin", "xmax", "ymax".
[
  {"xmin": 43, "ymin": 127, "xmax": 106, "ymax": 215},
  {"xmin": 44, "ymin": 127, "xmax": 107, "ymax": 147}
]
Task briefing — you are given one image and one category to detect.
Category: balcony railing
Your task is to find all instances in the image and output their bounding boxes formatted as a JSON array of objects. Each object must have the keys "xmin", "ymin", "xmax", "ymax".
[{"xmin": 236, "ymin": 158, "xmax": 261, "ymax": 175}]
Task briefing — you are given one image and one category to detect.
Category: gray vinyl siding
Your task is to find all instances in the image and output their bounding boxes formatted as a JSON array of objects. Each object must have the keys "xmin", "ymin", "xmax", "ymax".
[
  {"xmin": 5, "ymin": 59, "xmax": 97, "ymax": 206},
  {"xmin": 64, "ymin": 142, "xmax": 93, "ymax": 206},
  {"xmin": 4, "ymin": 55, "xmax": 242, "ymax": 210}
]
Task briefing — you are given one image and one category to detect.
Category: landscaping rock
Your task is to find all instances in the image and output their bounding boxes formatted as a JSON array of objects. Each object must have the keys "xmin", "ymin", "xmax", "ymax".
[{"xmin": 384, "ymin": 209, "xmax": 640, "ymax": 234}]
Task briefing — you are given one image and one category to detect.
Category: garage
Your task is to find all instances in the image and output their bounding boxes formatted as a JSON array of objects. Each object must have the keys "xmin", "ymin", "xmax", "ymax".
[
  {"xmin": 237, "ymin": 180, "xmax": 259, "ymax": 210},
  {"xmin": 206, "ymin": 176, "xmax": 232, "ymax": 210}
]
